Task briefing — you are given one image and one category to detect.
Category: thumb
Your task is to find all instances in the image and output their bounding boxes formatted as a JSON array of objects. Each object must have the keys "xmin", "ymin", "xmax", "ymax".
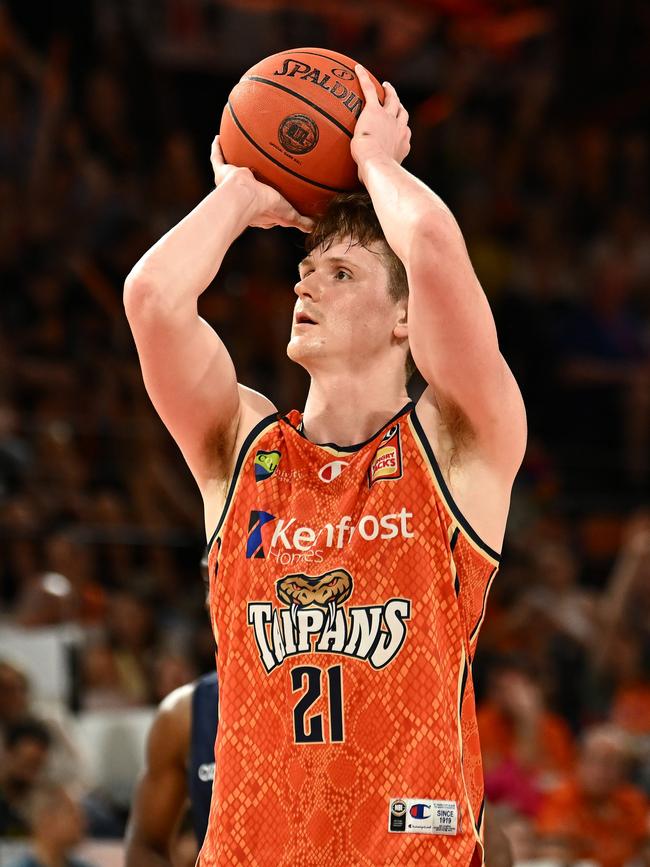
[{"xmin": 280, "ymin": 202, "xmax": 314, "ymax": 233}]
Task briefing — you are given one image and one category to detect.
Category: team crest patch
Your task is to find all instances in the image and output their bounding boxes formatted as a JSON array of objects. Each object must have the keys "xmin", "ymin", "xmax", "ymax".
[
  {"xmin": 254, "ymin": 450, "xmax": 281, "ymax": 481},
  {"xmin": 368, "ymin": 424, "xmax": 403, "ymax": 487},
  {"xmin": 247, "ymin": 567, "xmax": 411, "ymax": 673}
]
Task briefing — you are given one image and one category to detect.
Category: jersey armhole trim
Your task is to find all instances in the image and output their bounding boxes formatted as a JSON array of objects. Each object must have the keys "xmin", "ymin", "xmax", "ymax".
[
  {"xmin": 408, "ymin": 408, "xmax": 501, "ymax": 564},
  {"xmin": 206, "ymin": 412, "xmax": 279, "ymax": 552}
]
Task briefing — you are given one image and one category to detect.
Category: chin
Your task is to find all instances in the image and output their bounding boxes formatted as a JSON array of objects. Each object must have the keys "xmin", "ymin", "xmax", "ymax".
[{"xmin": 287, "ymin": 335, "xmax": 320, "ymax": 366}]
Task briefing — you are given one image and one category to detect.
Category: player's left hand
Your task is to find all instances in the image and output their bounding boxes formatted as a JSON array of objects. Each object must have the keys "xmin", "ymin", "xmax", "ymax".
[{"xmin": 351, "ymin": 64, "xmax": 411, "ymax": 176}]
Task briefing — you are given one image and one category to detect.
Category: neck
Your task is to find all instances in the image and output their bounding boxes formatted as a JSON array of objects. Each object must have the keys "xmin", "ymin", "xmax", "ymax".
[{"xmin": 302, "ymin": 367, "xmax": 409, "ymax": 446}]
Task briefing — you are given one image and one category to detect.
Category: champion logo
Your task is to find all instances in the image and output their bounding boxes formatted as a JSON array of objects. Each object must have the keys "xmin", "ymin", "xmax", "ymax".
[
  {"xmin": 318, "ymin": 460, "xmax": 349, "ymax": 483},
  {"xmin": 410, "ymin": 804, "xmax": 431, "ymax": 820}
]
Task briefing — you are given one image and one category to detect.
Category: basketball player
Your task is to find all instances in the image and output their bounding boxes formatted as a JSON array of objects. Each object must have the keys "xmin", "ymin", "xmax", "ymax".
[
  {"xmin": 125, "ymin": 672, "xmax": 218, "ymax": 866},
  {"xmin": 124, "ymin": 65, "xmax": 526, "ymax": 865}
]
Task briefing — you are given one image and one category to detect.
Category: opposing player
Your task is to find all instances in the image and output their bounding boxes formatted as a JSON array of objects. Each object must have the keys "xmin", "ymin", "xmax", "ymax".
[
  {"xmin": 124, "ymin": 65, "xmax": 526, "ymax": 865},
  {"xmin": 125, "ymin": 672, "xmax": 218, "ymax": 866}
]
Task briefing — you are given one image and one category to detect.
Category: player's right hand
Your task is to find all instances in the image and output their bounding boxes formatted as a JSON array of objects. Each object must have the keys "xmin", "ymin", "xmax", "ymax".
[{"xmin": 211, "ymin": 135, "xmax": 313, "ymax": 233}]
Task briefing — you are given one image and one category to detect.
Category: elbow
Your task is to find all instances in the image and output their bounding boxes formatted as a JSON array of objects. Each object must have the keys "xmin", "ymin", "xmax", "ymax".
[{"xmin": 123, "ymin": 268, "xmax": 165, "ymax": 321}]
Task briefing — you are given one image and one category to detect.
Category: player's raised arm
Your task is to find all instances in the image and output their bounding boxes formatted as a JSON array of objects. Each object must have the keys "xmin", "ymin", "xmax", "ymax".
[
  {"xmin": 352, "ymin": 66, "xmax": 526, "ymax": 479},
  {"xmin": 123, "ymin": 137, "xmax": 312, "ymax": 494}
]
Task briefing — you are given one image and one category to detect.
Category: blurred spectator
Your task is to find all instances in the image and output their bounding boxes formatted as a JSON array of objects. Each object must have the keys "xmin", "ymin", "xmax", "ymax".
[
  {"xmin": 496, "ymin": 808, "xmax": 538, "ymax": 865},
  {"xmin": 11, "ymin": 529, "xmax": 107, "ymax": 628},
  {"xmin": 0, "ymin": 660, "xmax": 30, "ymax": 732},
  {"xmin": 81, "ymin": 588, "xmax": 158, "ymax": 709},
  {"xmin": 503, "ymin": 538, "xmax": 598, "ymax": 730},
  {"xmin": 478, "ymin": 657, "xmax": 574, "ymax": 815},
  {"xmin": 5, "ymin": 784, "xmax": 94, "ymax": 867},
  {"xmin": 0, "ymin": 659, "xmax": 84, "ymax": 790},
  {"xmin": 598, "ymin": 513, "xmax": 650, "ymax": 667},
  {"xmin": 0, "ymin": 719, "xmax": 51, "ymax": 838},
  {"xmin": 536, "ymin": 725, "xmax": 649, "ymax": 867}
]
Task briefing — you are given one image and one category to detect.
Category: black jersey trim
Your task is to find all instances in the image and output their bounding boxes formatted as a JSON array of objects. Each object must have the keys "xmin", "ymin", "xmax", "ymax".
[
  {"xmin": 409, "ymin": 408, "xmax": 501, "ymax": 563},
  {"xmin": 207, "ymin": 412, "xmax": 279, "ymax": 552},
  {"xmin": 459, "ymin": 657, "xmax": 469, "ymax": 716},
  {"xmin": 469, "ymin": 564, "xmax": 499, "ymax": 645},
  {"xmin": 476, "ymin": 799, "xmax": 485, "ymax": 834},
  {"xmin": 281, "ymin": 401, "xmax": 414, "ymax": 454}
]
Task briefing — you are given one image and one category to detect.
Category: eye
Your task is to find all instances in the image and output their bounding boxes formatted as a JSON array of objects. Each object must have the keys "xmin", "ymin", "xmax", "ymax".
[{"xmin": 335, "ymin": 269, "xmax": 351, "ymax": 280}]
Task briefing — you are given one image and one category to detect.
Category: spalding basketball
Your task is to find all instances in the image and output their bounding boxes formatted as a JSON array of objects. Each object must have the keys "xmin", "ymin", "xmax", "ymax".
[{"xmin": 219, "ymin": 47, "xmax": 384, "ymax": 217}]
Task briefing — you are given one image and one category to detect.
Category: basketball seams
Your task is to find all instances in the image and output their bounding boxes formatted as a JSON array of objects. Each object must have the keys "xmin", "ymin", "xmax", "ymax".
[
  {"xmin": 243, "ymin": 76, "xmax": 354, "ymax": 139},
  {"xmin": 226, "ymin": 101, "xmax": 349, "ymax": 195}
]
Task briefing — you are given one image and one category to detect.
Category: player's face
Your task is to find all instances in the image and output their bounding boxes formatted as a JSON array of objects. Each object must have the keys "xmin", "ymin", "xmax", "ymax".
[{"xmin": 288, "ymin": 238, "xmax": 405, "ymax": 372}]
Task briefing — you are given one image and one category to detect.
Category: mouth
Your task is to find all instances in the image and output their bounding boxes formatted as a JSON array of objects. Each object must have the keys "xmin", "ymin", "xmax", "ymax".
[{"xmin": 295, "ymin": 311, "xmax": 317, "ymax": 326}]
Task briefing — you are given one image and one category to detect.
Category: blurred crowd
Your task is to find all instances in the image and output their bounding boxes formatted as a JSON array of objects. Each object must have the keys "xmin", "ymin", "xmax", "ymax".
[{"xmin": 1, "ymin": 0, "xmax": 649, "ymax": 864}]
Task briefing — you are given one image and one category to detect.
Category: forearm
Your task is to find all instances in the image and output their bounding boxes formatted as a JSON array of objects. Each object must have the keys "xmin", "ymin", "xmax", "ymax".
[
  {"xmin": 125, "ymin": 171, "xmax": 256, "ymax": 304},
  {"xmin": 360, "ymin": 152, "xmax": 500, "ymax": 379},
  {"xmin": 358, "ymin": 154, "xmax": 460, "ymax": 265},
  {"xmin": 124, "ymin": 839, "xmax": 172, "ymax": 867}
]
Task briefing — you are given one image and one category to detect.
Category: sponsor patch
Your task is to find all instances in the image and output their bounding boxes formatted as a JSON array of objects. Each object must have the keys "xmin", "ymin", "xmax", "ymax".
[
  {"xmin": 254, "ymin": 450, "xmax": 281, "ymax": 482},
  {"xmin": 244, "ymin": 507, "xmax": 414, "ymax": 563},
  {"xmin": 318, "ymin": 459, "xmax": 349, "ymax": 483},
  {"xmin": 368, "ymin": 425, "xmax": 403, "ymax": 487},
  {"xmin": 388, "ymin": 798, "xmax": 458, "ymax": 835}
]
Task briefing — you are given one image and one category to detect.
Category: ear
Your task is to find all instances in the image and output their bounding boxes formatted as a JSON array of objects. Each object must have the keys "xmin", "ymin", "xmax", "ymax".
[{"xmin": 393, "ymin": 305, "xmax": 408, "ymax": 341}]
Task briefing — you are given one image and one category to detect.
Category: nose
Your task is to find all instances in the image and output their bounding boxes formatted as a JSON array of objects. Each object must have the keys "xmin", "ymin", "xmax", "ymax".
[{"xmin": 294, "ymin": 273, "xmax": 320, "ymax": 301}]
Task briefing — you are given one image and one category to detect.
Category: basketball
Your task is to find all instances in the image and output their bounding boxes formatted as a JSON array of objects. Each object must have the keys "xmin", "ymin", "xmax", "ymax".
[{"xmin": 219, "ymin": 47, "xmax": 384, "ymax": 217}]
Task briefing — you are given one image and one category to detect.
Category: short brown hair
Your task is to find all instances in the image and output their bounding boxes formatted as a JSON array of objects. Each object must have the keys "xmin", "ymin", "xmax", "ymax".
[{"xmin": 306, "ymin": 193, "xmax": 415, "ymax": 381}]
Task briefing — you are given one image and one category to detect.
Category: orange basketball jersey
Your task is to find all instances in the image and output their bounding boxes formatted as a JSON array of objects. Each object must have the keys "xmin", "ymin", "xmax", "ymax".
[{"xmin": 199, "ymin": 403, "xmax": 499, "ymax": 867}]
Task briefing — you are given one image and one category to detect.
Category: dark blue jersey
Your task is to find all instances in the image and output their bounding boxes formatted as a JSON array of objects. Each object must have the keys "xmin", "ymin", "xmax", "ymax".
[{"xmin": 188, "ymin": 671, "xmax": 219, "ymax": 845}]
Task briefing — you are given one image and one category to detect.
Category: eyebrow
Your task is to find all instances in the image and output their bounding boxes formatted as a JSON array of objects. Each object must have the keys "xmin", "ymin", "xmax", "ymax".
[{"xmin": 298, "ymin": 255, "xmax": 356, "ymax": 273}]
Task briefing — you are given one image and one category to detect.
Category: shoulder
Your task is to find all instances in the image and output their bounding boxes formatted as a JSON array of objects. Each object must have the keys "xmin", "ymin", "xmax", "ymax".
[
  {"xmin": 148, "ymin": 683, "xmax": 193, "ymax": 761},
  {"xmin": 158, "ymin": 682, "xmax": 194, "ymax": 722}
]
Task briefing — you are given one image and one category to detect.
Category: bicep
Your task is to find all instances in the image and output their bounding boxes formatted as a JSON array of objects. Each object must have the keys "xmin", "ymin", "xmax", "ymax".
[{"xmin": 406, "ymin": 235, "xmax": 527, "ymax": 474}]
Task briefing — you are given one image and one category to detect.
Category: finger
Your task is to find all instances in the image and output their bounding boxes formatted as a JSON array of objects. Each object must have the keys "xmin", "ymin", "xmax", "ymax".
[
  {"xmin": 211, "ymin": 134, "xmax": 227, "ymax": 165},
  {"xmin": 275, "ymin": 198, "xmax": 315, "ymax": 233},
  {"xmin": 397, "ymin": 105, "xmax": 409, "ymax": 126},
  {"xmin": 355, "ymin": 64, "xmax": 380, "ymax": 106},
  {"xmin": 278, "ymin": 215, "xmax": 314, "ymax": 233},
  {"xmin": 287, "ymin": 209, "xmax": 315, "ymax": 233},
  {"xmin": 382, "ymin": 81, "xmax": 400, "ymax": 116}
]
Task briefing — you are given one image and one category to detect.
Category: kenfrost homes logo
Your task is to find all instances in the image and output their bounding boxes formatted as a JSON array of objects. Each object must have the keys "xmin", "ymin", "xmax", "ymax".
[
  {"xmin": 248, "ymin": 568, "xmax": 411, "ymax": 673},
  {"xmin": 245, "ymin": 508, "xmax": 414, "ymax": 565}
]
